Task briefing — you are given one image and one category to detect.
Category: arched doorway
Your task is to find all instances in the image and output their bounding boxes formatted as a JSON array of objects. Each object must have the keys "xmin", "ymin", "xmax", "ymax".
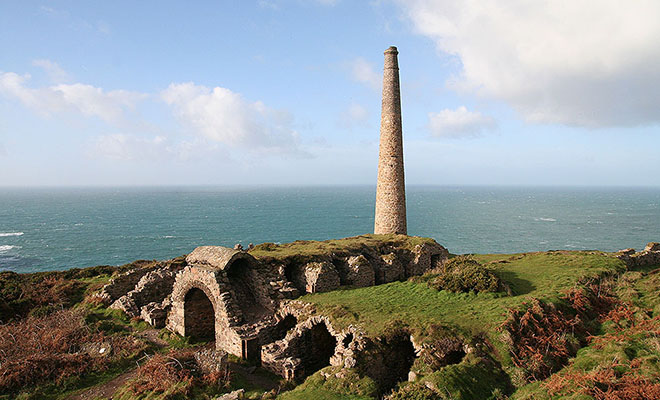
[
  {"xmin": 184, "ymin": 288, "xmax": 215, "ymax": 342},
  {"xmin": 272, "ymin": 314, "xmax": 298, "ymax": 342},
  {"xmin": 300, "ymin": 322, "xmax": 337, "ymax": 377}
]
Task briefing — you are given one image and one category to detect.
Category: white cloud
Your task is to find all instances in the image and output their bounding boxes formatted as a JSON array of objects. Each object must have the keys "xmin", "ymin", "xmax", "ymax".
[
  {"xmin": 338, "ymin": 103, "xmax": 370, "ymax": 129},
  {"xmin": 399, "ymin": 0, "xmax": 660, "ymax": 127},
  {"xmin": 32, "ymin": 59, "xmax": 71, "ymax": 83},
  {"xmin": 0, "ymin": 71, "xmax": 146, "ymax": 123},
  {"xmin": 161, "ymin": 82, "xmax": 302, "ymax": 153},
  {"xmin": 427, "ymin": 106, "xmax": 495, "ymax": 138},
  {"xmin": 349, "ymin": 57, "xmax": 380, "ymax": 90}
]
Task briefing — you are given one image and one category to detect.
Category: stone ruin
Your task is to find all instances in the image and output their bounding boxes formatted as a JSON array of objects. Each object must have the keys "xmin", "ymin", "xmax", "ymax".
[
  {"xmin": 615, "ymin": 242, "xmax": 660, "ymax": 269},
  {"xmin": 97, "ymin": 237, "xmax": 450, "ymax": 380},
  {"xmin": 95, "ymin": 239, "xmax": 660, "ymax": 383}
]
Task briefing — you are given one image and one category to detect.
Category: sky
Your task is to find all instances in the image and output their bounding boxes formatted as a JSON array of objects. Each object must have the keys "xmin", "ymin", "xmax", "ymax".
[{"xmin": 0, "ymin": 0, "xmax": 659, "ymax": 187}]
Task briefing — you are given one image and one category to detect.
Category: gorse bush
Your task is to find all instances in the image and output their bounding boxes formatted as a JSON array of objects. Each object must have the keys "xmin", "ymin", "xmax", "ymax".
[{"xmin": 423, "ymin": 256, "xmax": 501, "ymax": 294}]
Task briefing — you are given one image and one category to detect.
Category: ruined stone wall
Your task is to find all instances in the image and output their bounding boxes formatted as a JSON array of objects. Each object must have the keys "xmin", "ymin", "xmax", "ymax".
[
  {"xmin": 616, "ymin": 242, "xmax": 660, "ymax": 269},
  {"xmin": 261, "ymin": 316, "xmax": 345, "ymax": 380},
  {"xmin": 109, "ymin": 239, "xmax": 449, "ymax": 368},
  {"xmin": 96, "ymin": 263, "xmax": 159, "ymax": 304},
  {"xmin": 374, "ymin": 46, "xmax": 407, "ymax": 235},
  {"xmin": 110, "ymin": 264, "xmax": 182, "ymax": 320}
]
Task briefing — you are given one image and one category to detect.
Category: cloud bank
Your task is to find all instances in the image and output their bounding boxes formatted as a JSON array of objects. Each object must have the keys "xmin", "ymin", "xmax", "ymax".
[{"xmin": 399, "ymin": 0, "xmax": 660, "ymax": 127}]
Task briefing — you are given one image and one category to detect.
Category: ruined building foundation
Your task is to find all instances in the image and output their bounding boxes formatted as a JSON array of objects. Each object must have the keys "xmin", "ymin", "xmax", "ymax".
[
  {"xmin": 374, "ymin": 46, "xmax": 407, "ymax": 235},
  {"xmin": 101, "ymin": 236, "xmax": 451, "ymax": 380}
]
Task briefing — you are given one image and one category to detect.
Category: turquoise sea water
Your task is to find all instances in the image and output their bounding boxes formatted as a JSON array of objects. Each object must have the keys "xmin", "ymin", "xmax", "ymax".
[{"xmin": 1, "ymin": 186, "xmax": 659, "ymax": 273}]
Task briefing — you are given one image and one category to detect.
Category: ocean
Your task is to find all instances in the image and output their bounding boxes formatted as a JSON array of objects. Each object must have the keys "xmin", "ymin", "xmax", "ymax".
[{"xmin": 1, "ymin": 186, "xmax": 659, "ymax": 273}]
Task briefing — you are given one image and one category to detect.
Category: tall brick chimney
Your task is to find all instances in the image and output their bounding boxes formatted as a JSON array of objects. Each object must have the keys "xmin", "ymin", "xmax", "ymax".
[{"xmin": 374, "ymin": 46, "xmax": 407, "ymax": 235}]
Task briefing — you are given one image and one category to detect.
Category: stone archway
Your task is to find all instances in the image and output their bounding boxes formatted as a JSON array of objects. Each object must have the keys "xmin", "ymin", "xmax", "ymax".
[
  {"xmin": 272, "ymin": 314, "xmax": 298, "ymax": 342},
  {"xmin": 184, "ymin": 287, "xmax": 215, "ymax": 341},
  {"xmin": 168, "ymin": 246, "xmax": 271, "ymax": 359},
  {"xmin": 301, "ymin": 322, "xmax": 337, "ymax": 375}
]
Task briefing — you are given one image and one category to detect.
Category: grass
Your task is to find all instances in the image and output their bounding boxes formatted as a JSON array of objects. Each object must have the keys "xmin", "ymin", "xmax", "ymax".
[
  {"xmin": 299, "ymin": 251, "xmax": 626, "ymax": 339},
  {"xmin": 277, "ymin": 367, "xmax": 376, "ymax": 400},
  {"xmin": 2, "ymin": 240, "xmax": 654, "ymax": 400},
  {"xmin": 249, "ymin": 234, "xmax": 436, "ymax": 260},
  {"xmin": 511, "ymin": 267, "xmax": 660, "ymax": 399}
]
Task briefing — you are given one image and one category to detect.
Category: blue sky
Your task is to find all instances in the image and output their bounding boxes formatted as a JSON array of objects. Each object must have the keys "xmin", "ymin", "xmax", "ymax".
[{"xmin": 1, "ymin": 0, "xmax": 658, "ymax": 186}]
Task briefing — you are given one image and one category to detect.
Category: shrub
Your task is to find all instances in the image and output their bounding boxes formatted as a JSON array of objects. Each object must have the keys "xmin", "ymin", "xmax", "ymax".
[
  {"xmin": 499, "ymin": 299, "xmax": 583, "ymax": 383},
  {"xmin": 128, "ymin": 349, "xmax": 230, "ymax": 397},
  {"xmin": 413, "ymin": 324, "xmax": 465, "ymax": 373},
  {"xmin": 425, "ymin": 256, "xmax": 501, "ymax": 294}
]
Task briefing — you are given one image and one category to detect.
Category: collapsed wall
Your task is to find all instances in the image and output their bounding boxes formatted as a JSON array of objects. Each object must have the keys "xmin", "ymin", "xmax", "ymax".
[
  {"xmin": 98, "ymin": 235, "xmax": 450, "ymax": 378},
  {"xmin": 616, "ymin": 242, "xmax": 660, "ymax": 269}
]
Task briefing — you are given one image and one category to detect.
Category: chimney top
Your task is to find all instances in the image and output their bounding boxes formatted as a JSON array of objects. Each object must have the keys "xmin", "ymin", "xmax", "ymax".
[{"xmin": 384, "ymin": 46, "xmax": 398, "ymax": 54}]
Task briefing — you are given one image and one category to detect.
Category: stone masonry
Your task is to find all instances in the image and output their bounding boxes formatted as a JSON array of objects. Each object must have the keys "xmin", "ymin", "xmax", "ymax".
[
  {"xmin": 101, "ymin": 236, "xmax": 449, "ymax": 380},
  {"xmin": 374, "ymin": 46, "xmax": 407, "ymax": 235}
]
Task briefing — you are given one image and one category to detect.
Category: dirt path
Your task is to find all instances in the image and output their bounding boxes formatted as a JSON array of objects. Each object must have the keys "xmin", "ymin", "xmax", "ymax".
[
  {"xmin": 67, "ymin": 329, "xmax": 166, "ymax": 400},
  {"xmin": 67, "ymin": 368, "xmax": 138, "ymax": 400}
]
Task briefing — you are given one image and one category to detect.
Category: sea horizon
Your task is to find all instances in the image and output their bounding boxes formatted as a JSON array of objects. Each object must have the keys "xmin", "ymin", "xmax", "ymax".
[{"xmin": 2, "ymin": 185, "xmax": 659, "ymax": 274}]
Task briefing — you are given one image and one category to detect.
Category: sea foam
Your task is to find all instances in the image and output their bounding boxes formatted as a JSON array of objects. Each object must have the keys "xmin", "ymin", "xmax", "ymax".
[
  {"xmin": 0, "ymin": 232, "xmax": 24, "ymax": 237},
  {"xmin": 0, "ymin": 245, "xmax": 18, "ymax": 253}
]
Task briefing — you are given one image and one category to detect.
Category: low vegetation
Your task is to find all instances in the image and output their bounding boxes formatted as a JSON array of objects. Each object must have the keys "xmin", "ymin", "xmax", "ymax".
[
  {"xmin": 117, "ymin": 349, "xmax": 230, "ymax": 400},
  {"xmin": 0, "ymin": 259, "xmax": 156, "ymax": 322},
  {"xmin": 413, "ymin": 255, "xmax": 502, "ymax": 294},
  {"xmin": 277, "ymin": 367, "xmax": 376, "ymax": 400},
  {"xmin": 249, "ymin": 234, "xmax": 436, "ymax": 261},
  {"xmin": 0, "ymin": 307, "xmax": 149, "ymax": 398},
  {"xmin": 1, "ymin": 241, "xmax": 658, "ymax": 399}
]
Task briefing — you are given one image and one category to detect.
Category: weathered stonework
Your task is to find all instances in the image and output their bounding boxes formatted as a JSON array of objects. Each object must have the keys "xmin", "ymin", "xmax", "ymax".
[
  {"xmin": 378, "ymin": 252, "xmax": 405, "ymax": 283},
  {"xmin": 110, "ymin": 264, "xmax": 182, "ymax": 318},
  {"xmin": 615, "ymin": 242, "xmax": 660, "ymax": 269},
  {"xmin": 303, "ymin": 262, "xmax": 340, "ymax": 293},
  {"xmin": 374, "ymin": 46, "xmax": 407, "ymax": 235},
  {"xmin": 344, "ymin": 255, "xmax": 376, "ymax": 287},
  {"xmin": 261, "ymin": 315, "xmax": 345, "ymax": 380},
  {"xmin": 106, "ymin": 236, "xmax": 450, "ymax": 380},
  {"xmin": 96, "ymin": 261, "xmax": 160, "ymax": 304}
]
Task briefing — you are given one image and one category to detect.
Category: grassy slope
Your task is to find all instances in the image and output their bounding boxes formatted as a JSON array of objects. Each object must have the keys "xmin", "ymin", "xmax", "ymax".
[
  {"xmin": 511, "ymin": 268, "xmax": 660, "ymax": 400},
  {"xmin": 285, "ymin": 251, "xmax": 628, "ymax": 399},
  {"xmin": 299, "ymin": 251, "xmax": 625, "ymax": 337},
  {"xmin": 3, "ymin": 238, "xmax": 655, "ymax": 400}
]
